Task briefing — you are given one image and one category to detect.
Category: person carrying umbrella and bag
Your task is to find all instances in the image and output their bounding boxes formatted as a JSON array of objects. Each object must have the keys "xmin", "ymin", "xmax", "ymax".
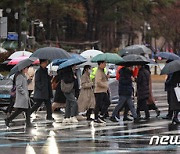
[{"xmin": 4, "ymin": 58, "xmax": 36, "ymax": 128}]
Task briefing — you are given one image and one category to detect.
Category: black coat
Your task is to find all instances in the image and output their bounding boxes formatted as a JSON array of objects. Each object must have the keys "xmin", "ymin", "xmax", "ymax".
[
  {"xmin": 118, "ymin": 67, "xmax": 133, "ymax": 96},
  {"xmin": 137, "ymin": 67, "xmax": 150, "ymax": 100},
  {"xmin": 54, "ymin": 70, "xmax": 66, "ymax": 103},
  {"xmin": 170, "ymin": 71, "xmax": 180, "ymax": 110},
  {"xmin": 165, "ymin": 73, "xmax": 173, "ymax": 91},
  {"xmin": 61, "ymin": 67, "xmax": 75, "ymax": 84},
  {"xmin": 33, "ymin": 66, "xmax": 53, "ymax": 100}
]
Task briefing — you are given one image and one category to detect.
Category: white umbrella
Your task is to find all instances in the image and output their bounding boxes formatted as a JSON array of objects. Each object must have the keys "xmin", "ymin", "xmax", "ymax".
[
  {"xmin": 80, "ymin": 49, "xmax": 103, "ymax": 59},
  {"xmin": 0, "ymin": 47, "xmax": 7, "ymax": 53},
  {"xmin": 8, "ymin": 51, "xmax": 32, "ymax": 59}
]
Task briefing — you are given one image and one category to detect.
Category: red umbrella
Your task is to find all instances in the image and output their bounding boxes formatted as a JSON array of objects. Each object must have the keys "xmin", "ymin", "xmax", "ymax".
[{"xmin": 8, "ymin": 56, "xmax": 39, "ymax": 65}]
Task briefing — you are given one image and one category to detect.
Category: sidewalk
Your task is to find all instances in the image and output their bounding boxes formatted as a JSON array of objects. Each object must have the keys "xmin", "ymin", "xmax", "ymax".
[{"xmin": 151, "ymin": 75, "xmax": 166, "ymax": 83}]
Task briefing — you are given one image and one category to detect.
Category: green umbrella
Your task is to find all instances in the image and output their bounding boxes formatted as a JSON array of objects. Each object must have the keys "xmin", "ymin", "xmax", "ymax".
[{"xmin": 91, "ymin": 53, "xmax": 124, "ymax": 64}]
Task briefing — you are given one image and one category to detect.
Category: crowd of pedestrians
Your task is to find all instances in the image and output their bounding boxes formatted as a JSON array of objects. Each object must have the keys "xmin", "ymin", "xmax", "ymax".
[{"xmin": 3, "ymin": 58, "xmax": 180, "ymax": 127}]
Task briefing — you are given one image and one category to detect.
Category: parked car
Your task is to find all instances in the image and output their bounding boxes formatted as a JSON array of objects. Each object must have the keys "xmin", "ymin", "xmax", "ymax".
[
  {"xmin": 0, "ymin": 75, "xmax": 13, "ymax": 106},
  {"xmin": 107, "ymin": 64, "xmax": 117, "ymax": 78}
]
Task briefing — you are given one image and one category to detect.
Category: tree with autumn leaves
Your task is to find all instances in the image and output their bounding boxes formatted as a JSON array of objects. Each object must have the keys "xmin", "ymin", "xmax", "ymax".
[{"xmin": 0, "ymin": 0, "xmax": 179, "ymax": 52}]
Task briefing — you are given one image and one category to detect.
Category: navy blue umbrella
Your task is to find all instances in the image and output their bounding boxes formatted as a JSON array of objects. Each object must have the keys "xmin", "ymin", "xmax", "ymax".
[
  {"xmin": 58, "ymin": 57, "xmax": 87, "ymax": 70},
  {"xmin": 52, "ymin": 53, "xmax": 86, "ymax": 66},
  {"xmin": 155, "ymin": 52, "xmax": 180, "ymax": 60}
]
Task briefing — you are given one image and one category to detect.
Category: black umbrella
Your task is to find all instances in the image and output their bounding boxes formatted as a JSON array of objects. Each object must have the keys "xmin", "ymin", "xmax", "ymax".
[
  {"xmin": 118, "ymin": 54, "xmax": 149, "ymax": 66},
  {"xmin": 9, "ymin": 57, "xmax": 37, "ymax": 76},
  {"xmin": 119, "ymin": 45, "xmax": 152, "ymax": 56},
  {"xmin": 161, "ymin": 60, "xmax": 180, "ymax": 75},
  {"xmin": 155, "ymin": 52, "xmax": 180, "ymax": 60},
  {"xmin": 30, "ymin": 47, "xmax": 71, "ymax": 61}
]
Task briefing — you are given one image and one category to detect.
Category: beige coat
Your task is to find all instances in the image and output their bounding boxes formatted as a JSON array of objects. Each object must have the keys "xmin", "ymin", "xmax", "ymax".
[
  {"xmin": 25, "ymin": 66, "xmax": 35, "ymax": 91},
  {"xmin": 78, "ymin": 72, "xmax": 96, "ymax": 112},
  {"xmin": 94, "ymin": 67, "xmax": 108, "ymax": 93}
]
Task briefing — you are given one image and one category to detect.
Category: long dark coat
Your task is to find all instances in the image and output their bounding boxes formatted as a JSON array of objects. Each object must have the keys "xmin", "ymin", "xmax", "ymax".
[
  {"xmin": 33, "ymin": 66, "xmax": 53, "ymax": 100},
  {"xmin": 137, "ymin": 66, "xmax": 150, "ymax": 100},
  {"xmin": 170, "ymin": 71, "xmax": 180, "ymax": 110}
]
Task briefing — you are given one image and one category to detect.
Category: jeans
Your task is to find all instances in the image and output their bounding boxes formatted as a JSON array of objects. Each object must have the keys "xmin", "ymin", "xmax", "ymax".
[
  {"xmin": 112, "ymin": 95, "xmax": 137, "ymax": 119},
  {"xmin": 64, "ymin": 90, "xmax": 78, "ymax": 118}
]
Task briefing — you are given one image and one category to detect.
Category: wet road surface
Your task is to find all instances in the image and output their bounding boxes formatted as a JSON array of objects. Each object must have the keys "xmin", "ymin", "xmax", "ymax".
[{"xmin": 0, "ymin": 82, "xmax": 180, "ymax": 154}]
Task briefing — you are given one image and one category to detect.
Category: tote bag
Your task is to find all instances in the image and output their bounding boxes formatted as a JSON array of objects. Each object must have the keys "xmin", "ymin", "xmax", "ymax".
[
  {"xmin": 61, "ymin": 80, "xmax": 74, "ymax": 93},
  {"xmin": 174, "ymin": 83, "xmax": 180, "ymax": 102}
]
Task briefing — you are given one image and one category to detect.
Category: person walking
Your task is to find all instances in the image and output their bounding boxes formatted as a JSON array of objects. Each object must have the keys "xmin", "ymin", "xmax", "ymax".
[
  {"xmin": 110, "ymin": 66, "xmax": 138, "ymax": 123},
  {"xmin": 52, "ymin": 70, "xmax": 66, "ymax": 112},
  {"xmin": 4, "ymin": 67, "xmax": 32, "ymax": 127},
  {"xmin": 145, "ymin": 65, "xmax": 160, "ymax": 117},
  {"xmin": 136, "ymin": 65, "xmax": 150, "ymax": 120},
  {"xmin": 30, "ymin": 59, "xmax": 54, "ymax": 121},
  {"xmin": 170, "ymin": 70, "xmax": 180, "ymax": 124},
  {"xmin": 94, "ymin": 61, "xmax": 110, "ymax": 123},
  {"xmin": 61, "ymin": 66, "xmax": 78, "ymax": 123},
  {"xmin": 78, "ymin": 65, "xmax": 96, "ymax": 121},
  {"xmin": 5, "ymin": 72, "xmax": 18, "ymax": 116}
]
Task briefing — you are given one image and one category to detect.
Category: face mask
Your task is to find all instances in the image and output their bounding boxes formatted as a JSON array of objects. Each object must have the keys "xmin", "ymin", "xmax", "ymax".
[{"xmin": 88, "ymin": 69, "xmax": 92, "ymax": 74}]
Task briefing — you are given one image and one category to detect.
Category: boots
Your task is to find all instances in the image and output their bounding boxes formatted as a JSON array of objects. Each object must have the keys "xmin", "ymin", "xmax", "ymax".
[
  {"xmin": 155, "ymin": 109, "xmax": 160, "ymax": 117},
  {"xmin": 172, "ymin": 111, "xmax": 180, "ymax": 124}
]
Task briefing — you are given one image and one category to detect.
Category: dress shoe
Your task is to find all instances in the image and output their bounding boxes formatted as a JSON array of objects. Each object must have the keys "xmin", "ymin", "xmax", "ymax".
[
  {"xmin": 4, "ymin": 118, "xmax": 9, "ymax": 127},
  {"xmin": 123, "ymin": 117, "xmax": 132, "ymax": 121},
  {"xmin": 172, "ymin": 118, "xmax": 180, "ymax": 124}
]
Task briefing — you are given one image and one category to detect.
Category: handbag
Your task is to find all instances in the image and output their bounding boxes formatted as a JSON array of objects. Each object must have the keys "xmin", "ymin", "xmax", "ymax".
[
  {"xmin": 174, "ymin": 83, "xmax": 180, "ymax": 102},
  {"xmin": 61, "ymin": 80, "xmax": 74, "ymax": 93},
  {"xmin": 51, "ymin": 76, "xmax": 59, "ymax": 90}
]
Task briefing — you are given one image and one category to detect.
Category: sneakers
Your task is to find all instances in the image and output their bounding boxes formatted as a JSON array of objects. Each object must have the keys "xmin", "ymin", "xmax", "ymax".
[
  {"xmin": 62, "ymin": 118, "xmax": 70, "ymax": 123},
  {"xmin": 69, "ymin": 116, "xmax": 78, "ymax": 123},
  {"xmin": 110, "ymin": 116, "xmax": 119, "ymax": 122},
  {"xmin": 94, "ymin": 119, "xmax": 104, "ymax": 124},
  {"xmin": 98, "ymin": 115, "xmax": 106, "ymax": 123}
]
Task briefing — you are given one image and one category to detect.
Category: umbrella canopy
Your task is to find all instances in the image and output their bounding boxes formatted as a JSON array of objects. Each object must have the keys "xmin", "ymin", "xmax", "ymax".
[
  {"xmin": 58, "ymin": 57, "xmax": 87, "ymax": 70},
  {"xmin": 8, "ymin": 51, "xmax": 32, "ymax": 59},
  {"xmin": 118, "ymin": 54, "xmax": 149, "ymax": 66},
  {"xmin": 155, "ymin": 52, "xmax": 180, "ymax": 60},
  {"xmin": 80, "ymin": 49, "xmax": 103, "ymax": 59},
  {"xmin": 9, "ymin": 57, "xmax": 38, "ymax": 76},
  {"xmin": 52, "ymin": 53, "xmax": 85, "ymax": 66},
  {"xmin": 161, "ymin": 60, "xmax": 180, "ymax": 75},
  {"xmin": 91, "ymin": 53, "xmax": 124, "ymax": 64},
  {"xmin": 78, "ymin": 58, "xmax": 97, "ymax": 68},
  {"xmin": 0, "ymin": 47, "xmax": 8, "ymax": 53},
  {"xmin": 8, "ymin": 56, "xmax": 29, "ymax": 65},
  {"xmin": 119, "ymin": 45, "xmax": 152, "ymax": 56},
  {"xmin": 30, "ymin": 47, "xmax": 71, "ymax": 61},
  {"xmin": 8, "ymin": 56, "xmax": 39, "ymax": 65}
]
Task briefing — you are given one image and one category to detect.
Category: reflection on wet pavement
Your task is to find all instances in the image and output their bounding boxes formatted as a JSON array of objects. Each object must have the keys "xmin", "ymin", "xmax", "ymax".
[{"xmin": 0, "ymin": 82, "xmax": 179, "ymax": 153}]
